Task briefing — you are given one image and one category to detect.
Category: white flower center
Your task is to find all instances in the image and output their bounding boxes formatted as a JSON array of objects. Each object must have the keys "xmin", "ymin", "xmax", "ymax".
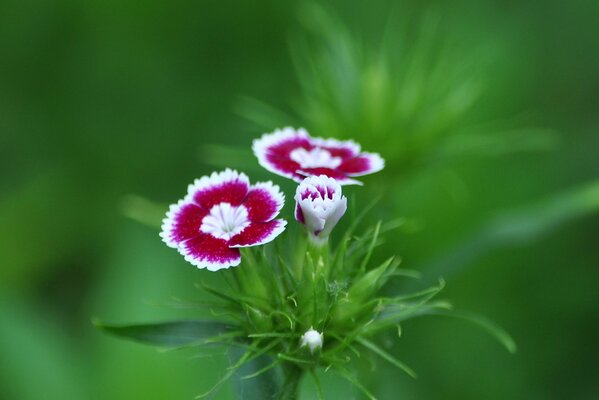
[
  {"xmin": 290, "ymin": 147, "xmax": 342, "ymax": 169},
  {"xmin": 200, "ymin": 202, "xmax": 250, "ymax": 241}
]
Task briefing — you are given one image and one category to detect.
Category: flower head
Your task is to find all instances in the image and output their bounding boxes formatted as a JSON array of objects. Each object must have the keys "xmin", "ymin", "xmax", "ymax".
[
  {"xmin": 253, "ymin": 127, "xmax": 384, "ymax": 185},
  {"xmin": 160, "ymin": 169, "xmax": 287, "ymax": 271},
  {"xmin": 300, "ymin": 328, "xmax": 323, "ymax": 353},
  {"xmin": 295, "ymin": 175, "xmax": 347, "ymax": 244}
]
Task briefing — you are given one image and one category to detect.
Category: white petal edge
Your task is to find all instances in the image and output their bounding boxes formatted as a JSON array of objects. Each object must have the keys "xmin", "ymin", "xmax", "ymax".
[
  {"xmin": 229, "ymin": 219, "xmax": 288, "ymax": 248},
  {"xmin": 159, "ymin": 198, "xmax": 192, "ymax": 249},
  {"xmin": 249, "ymin": 181, "xmax": 285, "ymax": 220},
  {"xmin": 179, "ymin": 242, "xmax": 241, "ymax": 271},
  {"xmin": 296, "ymin": 169, "xmax": 363, "ymax": 186},
  {"xmin": 311, "ymin": 136, "xmax": 361, "ymax": 156},
  {"xmin": 252, "ymin": 127, "xmax": 309, "ymax": 180},
  {"xmin": 345, "ymin": 152, "xmax": 385, "ymax": 177},
  {"xmin": 295, "ymin": 175, "xmax": 344, "ymax": 201},
  {"xmin": 184, "ymin": 168, "xmax": 250, "ymax": 203}
]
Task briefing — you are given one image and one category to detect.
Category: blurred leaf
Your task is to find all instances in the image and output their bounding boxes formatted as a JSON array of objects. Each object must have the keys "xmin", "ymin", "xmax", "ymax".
[
  {"xmin": 424, "ymin": 309, "xmax": 517, "ymax": 354},
  {"xmin": 417, "ymin": 179, "xmax": 599, "ymax": 281},
  {"xmin": 438, "ymin": 128, "xmax": 559, "ymax": 159},
  {"xmin": 357, "ymin": 337, "xmax": 417, "ymax": 378},
  {"xmin": 234, "ymin": 96, "xmax": 299, "ymax": 131},
  {"xmin": 94, "ymin": 320, "xmax": 235, "ymax": 347},
  {"xmin": 199, "ymin": 144, "xmax": 260, "ymax": 172},
  {"xmin": 120, "ymin": 194, "xmax": 165, "ymax": 228}
]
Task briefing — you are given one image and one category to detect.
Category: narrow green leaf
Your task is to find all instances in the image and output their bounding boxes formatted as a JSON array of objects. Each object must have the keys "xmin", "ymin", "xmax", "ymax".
[
  {"xmin": 357, "ymin": 337, "xmax": 417, "ymax": 378},
  {"xmin": 93, "ymin": 319, "xmax": 234, "ymax": 347},
  {"xmin": 240, "ymin": 359, "xmax": 280, "ymax": 380},
  {"xmin": 348, "ymin": 257, "xmax": 395, "ymax": 302},
  {"xmin": 391, "ymin": 278, "xmax": 445, "ymax": 302},
  {"xmin": 426, "ymin": 309, "xmax": 517, "ymax": 353},
  {"xmin": 310, "ymin": 369, "xmax": 325, "ymax": 400},
  {"xmin": 358, "ymin": 220, "xmax": 381, "ymax": 273},
  {"xmin": 248, "ymin": 333, "xmax": 300, "ymax": 338},
  {"xmin": 196, "ymin": 350, "xmax": 253, "ymax": 399},
  {"xmin": 335, "ymin": 366, "xmax": 377, "ymax": 400},
  {"xmin": 277, "ymin": 353, "xmax": 315, "ymax": 365},
  {"xmin": 199, "ymin": 339, "xmax": 281, "ymax": 399}
]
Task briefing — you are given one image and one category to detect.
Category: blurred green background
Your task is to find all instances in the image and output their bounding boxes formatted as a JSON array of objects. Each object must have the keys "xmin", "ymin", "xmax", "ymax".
[{"xmin": 1, "ymin": 0, "xmax": 598, "ymax": 399}]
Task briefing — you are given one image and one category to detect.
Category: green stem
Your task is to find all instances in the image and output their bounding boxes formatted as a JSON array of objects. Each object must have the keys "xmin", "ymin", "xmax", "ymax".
[{"xmin": 277, "ymin": 364, "xmax": 303, "ymax": 400}]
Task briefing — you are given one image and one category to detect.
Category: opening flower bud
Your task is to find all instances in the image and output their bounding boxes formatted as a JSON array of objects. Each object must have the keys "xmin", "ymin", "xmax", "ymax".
[
  {"xmin": 300, "ymin": 328, "xmax": 324, "ymax": 353},
  {"xmin": 295, "ymin": 175, "xmax": 347, "ymax": 245}
]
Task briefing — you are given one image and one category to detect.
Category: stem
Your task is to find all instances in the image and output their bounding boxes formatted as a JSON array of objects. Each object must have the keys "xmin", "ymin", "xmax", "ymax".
[
  {"xmin": 277, "ymin": 364, "xmax": 303, "ymax": 400},
  {"xmin": 306, "ymin": 239, "xmax": 330, "ymax": 272}
]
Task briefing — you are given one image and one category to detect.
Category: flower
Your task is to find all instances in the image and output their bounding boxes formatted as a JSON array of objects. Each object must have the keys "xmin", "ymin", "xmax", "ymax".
[
  {"xmin": 160, "ymin": 169, "xmax": 287, "ymax": 271},
  {"xmin": 252, "ymin": 127, "xmax": 384, "ymax": 185},
  {"xmin": 300, "ymin": 328, "xmax": 324, "ymax": 353},
  {"xmin": 295, "ymin": 175, "xmax": 347, "ymax": 244}
]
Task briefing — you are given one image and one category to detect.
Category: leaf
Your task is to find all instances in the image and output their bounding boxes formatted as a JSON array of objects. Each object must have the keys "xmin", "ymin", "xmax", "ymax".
[
  {"xmin": 198, "ymin": 143, "xmax": 259, "ymax": 171},
  {"xmin": 357, "ymin": 337, "xmax": 417, "ymax": 378},
  {"xmin": 234, "ymin": 96, "xmax": 299, "ymax": 130},
  {"xmin": 347, "ymin": 257, "xmax": 397, "ymax": 302},
  {"xmin": 120, "ymin": 194, "xmax": 165, "ymax": 229},
  {"xmin": 415, "ymin": 179, "xmax": 599, "ymax": 283},
  {"xmin": 93, "ymin": 319, "xmax": 235, "ymax": 347},
  {"xmin": 334, "ymin": 366, "xmax": 378, "ymax": 400},
  {"xmin": 358, "ymin": 220, "xmax": 381, "ymax": 273},
  {"xmin": 310, "ymin": 369, "xmax": 325, "ymax": 400},
  {"xmin": 438, "ymin": 128, "xmax": 559, "ymax": 159},
  {"xmin": 230, "ymin": 347, "xmax": 280, "ymax": 400},
  {"xmin": 425, "ymin": 309, "xmax": 517, "ymax": 354}
]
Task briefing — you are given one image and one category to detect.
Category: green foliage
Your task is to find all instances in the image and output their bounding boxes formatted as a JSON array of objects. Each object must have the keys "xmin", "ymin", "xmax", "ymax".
[
  {"xmin": 93, "ymin": 320, "xmax": 237, "ymax": 347},
  {"xmin": 98, "ymin": 216, "xmax": 514, "ymax": 399},
  {"xmin": 236, "ymin": 3, "xmax": 556, "ymax": 172},
  {"xmin": 3, "ymin": 0, "xmax": 597, "ymax": 399},
  {"xmin": 416, "ymin": 179, "xmax": 599, "ymax": 282}
]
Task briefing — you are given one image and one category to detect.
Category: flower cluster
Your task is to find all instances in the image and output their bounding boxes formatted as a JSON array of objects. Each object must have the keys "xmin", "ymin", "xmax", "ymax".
[
  {"xmin": 161, "ymin": 127, "xmax": 383, "ymax": 270},
  {"xmin": 100, "ymin": 126, "xmax": 513, "ymax": 400}
]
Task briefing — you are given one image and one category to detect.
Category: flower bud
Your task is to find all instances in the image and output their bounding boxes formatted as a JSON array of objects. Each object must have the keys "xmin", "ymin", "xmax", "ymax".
[
  {"xmin": 300, "ymin": 328, "xmax": 324, "ymax": 353},
  {"xmin": 295, "ymin": 175, "xmax": 347, "ymax": 245}
]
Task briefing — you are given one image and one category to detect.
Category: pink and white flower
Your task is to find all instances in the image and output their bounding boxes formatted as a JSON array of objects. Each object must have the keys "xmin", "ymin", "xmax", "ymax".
[
  {"xmin": 160, "ymin": 169, "xmax": 287, "ymax": 271},
  {"xmin": 295, "ymin": 175, "xmax": 347, "ymax": 244},
  {"xmin": 252, "ymin": 127, "xmax": 384, "ymax": 185}
]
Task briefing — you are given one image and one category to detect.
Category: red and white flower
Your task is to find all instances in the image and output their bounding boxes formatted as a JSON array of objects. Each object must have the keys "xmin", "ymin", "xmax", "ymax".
[
  {"xmin": 295, "ymin": 175, "xmax": 347, "ymax": 244},
  {"xmin": 160, "ymin": 169, "xmax": 287, "ymax": 271},
  {"xmin": 252, "ymin": 127, "xmax": 385, "ymax": 185}
]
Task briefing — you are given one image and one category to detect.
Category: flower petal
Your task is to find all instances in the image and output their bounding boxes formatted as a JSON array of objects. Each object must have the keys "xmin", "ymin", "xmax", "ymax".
[
  {"xmin": 186, "ymin": 169, "xmax": 250, "ymax": 209},
  {"xmin": 297, "ymin": 198, "xmax": 326, "ymax": 234},
  {"xmin": 160, "ymin": 200, "xmax": 207, "ymax": 248},
  {"xmin": 295, "ymin": 203, "xmax": 305, "ymax": 224},
  {"xmin": 339, "ymin": 153, "xmax": 385, "ymax": 177},
  {"xmin": 180, "ymin": 233, "xmax": 241, "ymax": 271},
  {"xmin": 229, "ymin": 219, "xmax": 287, "ymax": 248},
  {"xmin": 297, "ymin": 167, "xmax": 362, "ymax": 185},
  {"xmin": 311, "ymin": 137, "xmax": 361, "ymax": 159},
  {"xmin": 243, "ymin": 181, "xmax": 285, "ymax": 222},
  {"xmin": 253, "ymin": 127, "xmax": 312, "ymax": 181}
]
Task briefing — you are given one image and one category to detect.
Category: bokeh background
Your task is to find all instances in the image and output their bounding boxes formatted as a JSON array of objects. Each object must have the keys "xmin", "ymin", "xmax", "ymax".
[{"xmin": 1, "ymin": 0, "xmax": 598, "ymax": 399}]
